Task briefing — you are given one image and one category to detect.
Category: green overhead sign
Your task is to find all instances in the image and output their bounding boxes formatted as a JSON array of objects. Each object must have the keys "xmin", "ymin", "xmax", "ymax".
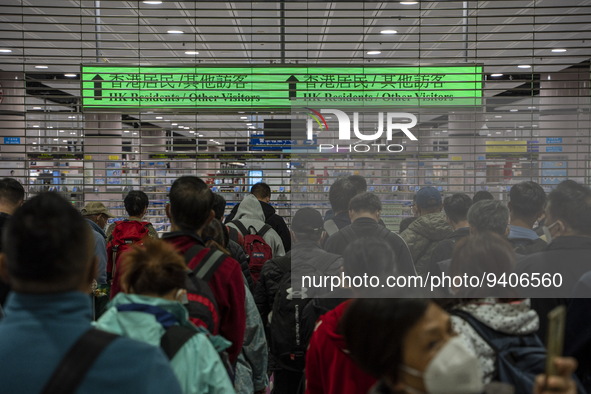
[{"xmin": 81, "ymin": 65, "xmax": 482, "ymax": 108}]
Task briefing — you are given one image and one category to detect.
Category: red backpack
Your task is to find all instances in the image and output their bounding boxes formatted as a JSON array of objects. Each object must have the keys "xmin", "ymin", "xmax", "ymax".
[
  {"xmin": 106, "ymin": 220, "xmax": 151, "ymax": 299},
  {"xmin": 230, "ymin": 220, "xmax": 273, "ymax": 283}
]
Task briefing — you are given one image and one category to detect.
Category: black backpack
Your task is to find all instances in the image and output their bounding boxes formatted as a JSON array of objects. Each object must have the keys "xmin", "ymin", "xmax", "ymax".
[
  {"xmin": 452, "ymin": 309, "xmax": 552, "ymax": 394},
  {"xmin": 269, "ymin": 251, "xmax": 342, "ymax": 372}
]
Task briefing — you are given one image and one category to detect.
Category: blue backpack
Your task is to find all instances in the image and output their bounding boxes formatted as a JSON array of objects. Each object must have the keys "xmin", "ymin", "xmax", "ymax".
[{"xmin": 452, "ymin": 309, "xmax": 547, "ymax": 394}]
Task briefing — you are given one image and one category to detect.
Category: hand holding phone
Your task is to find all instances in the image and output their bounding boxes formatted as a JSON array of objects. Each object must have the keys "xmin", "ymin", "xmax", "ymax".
[{"xmin": 545, "ymin": 305, "xmax": 566, "ymax": 377}]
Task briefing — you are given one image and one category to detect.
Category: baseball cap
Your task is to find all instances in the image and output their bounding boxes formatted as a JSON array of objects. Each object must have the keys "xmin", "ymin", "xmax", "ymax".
[
  {"xmin": 81, "ymin": 202, "xmax": 113, "ymax": 217},
  {"xmin": 291, "ymin": 208, "xmax": 324, "ymax": 233},
  {"xmin": 415, "ymin": 186, "xmax": 442, "ymax": 209}
]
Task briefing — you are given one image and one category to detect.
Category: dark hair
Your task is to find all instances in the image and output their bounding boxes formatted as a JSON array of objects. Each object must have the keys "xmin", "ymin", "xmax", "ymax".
[
  {"xmin": 343, "ymin": 237, "xmax": 397, "ymax": 278},
  {"xmin": 450, "ymin": 232, "xmax": 517, "ymax": 298},
  {"xmin": 473, "ymin": 190, "xmax": 494, "ymax": 203},
  {"xmin": 547, "ymin": 180, "xmax": 591, "ymax": 236},
  {"xmin": 250, "ymin": 182, "xmax": 271, "ymax": 200},
  {"xmin": 212, "ymin": 193, "xmax": 227, "ymax": 220},
  {"xmin": 124, "ymin": 190, "xmax": 149, "ymax": 217},
  {"xmin": 3, "ymin": 192, "xmax": 91, "ymax": 289},
  {"xmin": 509, "ymin": 181, "xmax": 546, "ymax": 220},
  {"xmin": 202, "ymin": 218, "xmax": 230, "ymax": 252},
  {"xmin": 347, "ymin": 175, "xmax": 368, "ymax": 193},
  {"xmin": 349, "ymin": 192, "xmax": 382, "ymax": 213},
  {"xmin": 329, "ymin": 178, "xmax": 358, "ymax": 214},
  {"xmin": 342, "ymin": 298, "xmax": 431, "ymax": 383},
  {"xmin": 169, "ymin": 176, "xmax": 213, "ymax": 232},
  {"xmin": 120, "ymin": 238, "xmax": 187, "ymax": 296},
  {"xmin": 399, "ymin": 216, "xmax": 417, "ymax": 233},
  {"xmin": 467, "ymin": 200, "xmax": 509, "ymax": 235},
  {"xmin": 0, "ymin": 177, "xmax": 24, "ymax": 206},
  {"xmin": 443, "ymin": 193, "xmax": 473, "ymax": 224}
]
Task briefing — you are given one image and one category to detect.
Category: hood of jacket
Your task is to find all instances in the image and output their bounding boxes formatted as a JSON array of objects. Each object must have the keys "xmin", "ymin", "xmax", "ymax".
[
  {"xmin": 407, "ymin": 212, "xmax": 452, "ymax": 242},
  {"xmin": 235, "ymin": 194, "xmax": 266, "ymax": 222},
  {"xmin": 259, "ymin": 200, "xmax": 277, "ymax": 221},
  {"xmin": 95, "ymin": 293, "xmax": 194, "ymax": 340},
  {"xmin": 457, "ymin": 298, "xmax": 539, "ymax": 335},
  {"xmin": 315, "ymin": 300, "xmax": 350, "ymax": 352}
]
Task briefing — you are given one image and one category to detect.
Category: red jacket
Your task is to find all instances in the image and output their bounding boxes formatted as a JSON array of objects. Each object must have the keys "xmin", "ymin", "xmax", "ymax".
[
  {"xmin": 305, "ymin": 301, "xmax": 376, "ymax": 394},
  {"xmin": 163, "ymin": 232, "xmax": 246, "ymax": 365}
]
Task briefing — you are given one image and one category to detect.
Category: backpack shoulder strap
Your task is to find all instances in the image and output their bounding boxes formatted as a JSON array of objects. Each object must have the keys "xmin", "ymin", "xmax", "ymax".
[
  {"xmin": 324, "ymin": 219, "xmax": 339, "ymax": 236},
  {"xmin": 193, "ymin": 248, "xmax": 227, "ymax": 282},
  {"xmin": 184, "ymin": 243, "xmax": 206, "ymax": 265},
  {"xmin": 160, "ymin": 325, "xmax": 197, "ymax": 360},
  {"xmin": 41, "ymin": 329, "xmax": 119, "ymax": 394},
  {"xmin": 257, "ymin": 224, "xmax": 273, "ymax": 237},
  {"xmin": 230, "ymin": 220, "xmax": 249, "ymax": 236},
  {"xmin": 451, "ymin": 309, "xmax": 506, "ymax": 352}
]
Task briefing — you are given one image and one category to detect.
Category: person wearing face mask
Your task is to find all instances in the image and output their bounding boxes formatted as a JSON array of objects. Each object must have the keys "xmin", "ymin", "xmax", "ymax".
[
  {"xmin": 342, "ymin": 298, "xmax": 580, "ymax": 394},
  {"xmin": 81, "ymin": 201, "xmax": 112, "ymax": 288},
  {"xmin": 95, "ymin": 238, "xmax": 235, "ymax": 394},
  {"xmin": 304, "ymin": 237, "xmax": 404, "ymax": 394},
  {"xmin": 515, "ymin": 180, "xmax": 591, "ymax": 339}
]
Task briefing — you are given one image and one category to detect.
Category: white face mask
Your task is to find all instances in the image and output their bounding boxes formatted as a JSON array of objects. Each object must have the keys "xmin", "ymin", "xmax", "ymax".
[
  {"xmin": 542, "ymin": 220, "xmax": 560, "ymax": 244},
  {"xmin": 401, "ymin": 336, "xmax": 484, "ymax": 394}
]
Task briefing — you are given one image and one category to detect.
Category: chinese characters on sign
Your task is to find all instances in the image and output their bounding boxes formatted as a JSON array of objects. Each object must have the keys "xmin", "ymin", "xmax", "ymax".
[{"xmin": 82, "ymin": 65, "xmax": 482, "ymax": 108}]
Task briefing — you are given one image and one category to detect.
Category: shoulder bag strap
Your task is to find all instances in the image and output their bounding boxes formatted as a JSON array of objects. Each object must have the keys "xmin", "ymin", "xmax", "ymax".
[
  {"xmin": 230, "ymin": 220, "xmax": 249, "ymax": 236},
  {"xmin": 41, "ymin": 329, "xmax": 118, "ymax": 394},
  {"xmin": 257, "ymin": 224, "xmax": 273, "ymax": 237},
  {"xmin": 193, "ymin": 248, "xmax": 227, "ymax": 282},
  {"xmin": 184, "ymin": 244, "xmax": 206, "ymax": 264},
  {"xmin": 160, "ymin": 325, "xmax": 197, "ymax": 360},
  {"xmin": 451, "ymin": 309, "xmax": 505, "ymax": 352}
]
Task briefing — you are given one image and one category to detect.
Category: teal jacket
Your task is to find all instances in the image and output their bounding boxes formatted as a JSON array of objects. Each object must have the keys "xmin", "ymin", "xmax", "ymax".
[
  {"xmin": 0, "ymin": 291, "xmax": 182, "ymax": 394},
  {"xmin": 96, "ymin": 293, "xmax": 235, "ymax": 394}
]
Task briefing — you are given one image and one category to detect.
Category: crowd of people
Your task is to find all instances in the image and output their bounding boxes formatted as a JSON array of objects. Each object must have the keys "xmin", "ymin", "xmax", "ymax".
[{"xmin": 0, "ymin": 174, "xmax": 589, "ymax": 394}]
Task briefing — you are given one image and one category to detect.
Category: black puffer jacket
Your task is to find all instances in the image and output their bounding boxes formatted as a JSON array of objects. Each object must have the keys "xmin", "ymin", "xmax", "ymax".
[
  {"xmin": 426, "ymin": 226, "xmax": 471, "ymax": 274},
  {"xmin": 227, "ymin": 239, "xmax": 255, "ymax": 291},
  {"xmin": 254, "ymin": 242, "xmax": 343, "ymax": 325}
]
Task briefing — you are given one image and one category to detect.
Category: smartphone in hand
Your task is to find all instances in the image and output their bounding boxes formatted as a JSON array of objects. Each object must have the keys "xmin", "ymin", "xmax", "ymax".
[{"xmin": 545, "ymin": 305, "xmax": 566, "ymax": 377}]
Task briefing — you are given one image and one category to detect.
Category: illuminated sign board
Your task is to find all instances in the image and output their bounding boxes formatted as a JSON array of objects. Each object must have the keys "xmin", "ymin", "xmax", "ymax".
[
  {"xmin": 485, "ymin": 140, "xmax": 528, "ymax": 153},
  {"xmin": 81, "ymin": 65, "xmax": 482, "ymax": 109}
]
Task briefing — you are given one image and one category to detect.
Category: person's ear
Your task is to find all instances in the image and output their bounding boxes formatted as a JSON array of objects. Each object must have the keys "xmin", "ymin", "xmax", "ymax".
[
  {"xmin": 0, "ymin": 253, "xmax": 10, "ymax": 285},
  {"xmin": 319, "ymin": 231, "xmax": 328, "ymax": 246},
  {"xmin": 290, "ymin": 230, "xmax": 298, "ymax": 243},
  {"xmin": 505, "ymin": 225, "xmax": 510, "ymax": 238},
  {"xmin": 555, "ymin": 220, "xmax": 567, "ymax": 236},
  {"xmin": 165, "ymin": 203, "xmax": 172, "ymax": 220},
  {"xmin": 205, "ymin": 209, "xmax": 215, "ymax": 226}
]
